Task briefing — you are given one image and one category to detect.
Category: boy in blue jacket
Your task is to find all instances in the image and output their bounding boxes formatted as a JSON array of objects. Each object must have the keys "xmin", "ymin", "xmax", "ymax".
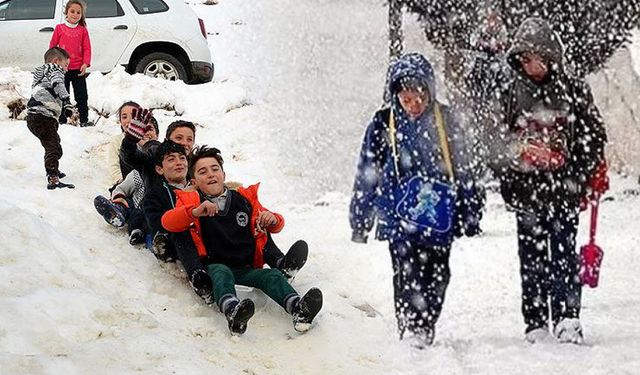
[{"xmin": 350, "ymin": 53, "xmax": 483, "ymax": 347}]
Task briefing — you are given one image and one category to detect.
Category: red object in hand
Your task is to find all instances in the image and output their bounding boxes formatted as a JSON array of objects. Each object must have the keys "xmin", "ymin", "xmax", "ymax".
[
  {"xmin": 520, "ymin": 141, "xmax": 566, "ymax": 170},
  {"xmin": 589, "ymin": 160, "xmax": 609, "ymax": 194},
  {"xmin": 580, "ymin": 194, "xmax": 604, "ymax": 288}
]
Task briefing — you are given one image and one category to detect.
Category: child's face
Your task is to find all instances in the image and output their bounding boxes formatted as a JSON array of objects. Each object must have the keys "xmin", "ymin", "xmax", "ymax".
[
  {"xmin": 398, "ymin": 89, "xmax": 429, "ymax": 120},
  {"xmin": 168, "ymin": 127, "xmax": 195, "ymax": 154},
  {"xmin": 143, "ymin": 125, "xmax": 158, "ymax": 142},
  {"xmin": 155, "ymin": 152, "xmax": 188, "ymax": 184},
  {"xmin": 520, "ymin": 52, "xmax": 548, "ymax": 82},
  {"xmin": 119, "ymin": 105, "xmax": 136, "ymax": 130},
  {"xmin": 192, "ymin": 157, "xmax": 225, "ymax": 196},
  {"xmin": 66, "ymin": 3, "xmax": 83, "ymax": 24},
  {"xmin": 52, "ymin": 57, "xmax": 70, "ymax": 72}
]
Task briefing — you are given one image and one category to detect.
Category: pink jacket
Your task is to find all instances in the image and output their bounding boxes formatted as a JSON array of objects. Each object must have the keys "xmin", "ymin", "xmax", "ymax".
[{"xmin": 49, "ymin": 23, "xmax": 92, "ymax": 70}]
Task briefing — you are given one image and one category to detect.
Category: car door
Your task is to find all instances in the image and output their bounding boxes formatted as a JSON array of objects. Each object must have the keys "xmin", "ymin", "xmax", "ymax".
[
  {"xmin": 0, "ymin": 0, "xmax": 62, "ymax": 70},
  {"xmin": 84, "ymin": 0, "xmax": 136, "ymax": 72}
]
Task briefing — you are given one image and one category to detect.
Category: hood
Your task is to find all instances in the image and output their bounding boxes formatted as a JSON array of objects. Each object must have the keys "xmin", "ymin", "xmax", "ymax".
[
  {"xmin": 385, "ymin": 53, "xmax": 436, "ymax": 105},
  {"xmin": 507, "ymin": 17, "xmax": 564, "ymax": 73}
]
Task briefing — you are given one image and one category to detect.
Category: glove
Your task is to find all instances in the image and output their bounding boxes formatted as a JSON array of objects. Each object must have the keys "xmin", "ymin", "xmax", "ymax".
[
  {"xmin": 62, "ymin": 101, "xmax": 75, "ymax": 118},
  {"xmin": 588, "ymin": 160, "xmax": 609, "ymax": 195},
  {"xmin": 125, "ymin": 107, "xmax": 152, "ymax": 141},
  {"xmin": 190, "ymin": 269, "xmax": 213, "ymax": 300},
  {"xmin": 351, "ymin": 230, "xmax": 368, "ymax": 244}
]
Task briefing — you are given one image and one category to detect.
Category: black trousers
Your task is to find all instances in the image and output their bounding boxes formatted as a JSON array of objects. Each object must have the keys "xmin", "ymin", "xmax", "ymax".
[
  {"xmin": 26, "ymin": 113, "xmax": 62, "ymax": 176},
  {"xmin": 389, "ymin": 239, "xmax": 451, "ymax": 338},
  {"xmin": 516, "ymin": 211, "xmax": 581, "ymax": 331},
  {"xmin": 60, "ymin": 70, "xmax": 88, "ymax": 123}
]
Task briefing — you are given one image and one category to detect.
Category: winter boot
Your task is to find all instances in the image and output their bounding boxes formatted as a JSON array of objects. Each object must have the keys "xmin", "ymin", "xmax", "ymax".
[
  {"xmin": 47, "ymin": 174, "xmax": 75, "ymax": 190},
  {"xmin": 80, "ymin": 121, "xmax": 95, "ymax": 127},
  {"xmin": 93, "ymin": 195, "xmax": 126, "ymax": 227},
  {"xmin": 151, "ymin": 231, "xmax": 175, "ymax": 262},
  {"xmin": 554, "ymin": 318, "xmax": 584, "ymax": 344},
  {"xmin": 292, "ymin": 287, "xmax": 323, "ymax": 332},
  {"xmin": 279, "ymin": 240, "xmax": 309, "ymax": 280},
  {"xmin": 225, "ymin": 299, "xmax": 255, "ymax": 336},
  {"xmin": 129, "ymin": 229, "xmax": 145, "ymax": 245},
  {"xmin": 525, "ymin": 326, "xmax": 552, "ymax": 344},
  {"xmin": 190, "ymin": 269, "xmax": 214, "ymax": 304},
  {"xmin": 57, "ymin": 171, "xmax": 66, "ymax": 179}
]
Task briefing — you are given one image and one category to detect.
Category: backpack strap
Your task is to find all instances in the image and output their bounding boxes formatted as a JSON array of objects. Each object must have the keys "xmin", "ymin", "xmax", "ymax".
[{"xmin": 387, "ymin": 104, "xmax": 454, "ymax": 183}]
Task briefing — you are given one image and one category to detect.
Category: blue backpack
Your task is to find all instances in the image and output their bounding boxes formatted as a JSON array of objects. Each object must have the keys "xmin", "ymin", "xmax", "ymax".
[{"xmin": 387, "ymin": 104, "xmax": 457, "ymax": 245}]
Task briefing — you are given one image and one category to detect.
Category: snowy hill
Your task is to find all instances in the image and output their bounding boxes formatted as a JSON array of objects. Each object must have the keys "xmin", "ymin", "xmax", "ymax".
[{"xmin": 1, "ymin": 1, "xmax": 640, "ymax": 374}]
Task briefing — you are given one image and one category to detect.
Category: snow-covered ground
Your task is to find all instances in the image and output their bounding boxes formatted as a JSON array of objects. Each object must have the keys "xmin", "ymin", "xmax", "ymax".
[{"xmin": 1, "ymin": 1, "xmax": 639, "ymax": 374}]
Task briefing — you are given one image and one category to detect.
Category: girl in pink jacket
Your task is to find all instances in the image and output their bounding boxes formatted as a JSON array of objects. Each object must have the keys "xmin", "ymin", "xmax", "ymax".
[{"xmin": 49, "ymin": 0, "xmax": 93, "ymax": 127}]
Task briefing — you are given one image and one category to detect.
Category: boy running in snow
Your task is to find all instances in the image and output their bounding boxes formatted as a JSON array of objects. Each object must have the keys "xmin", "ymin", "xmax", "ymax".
[
  {"xmin": 487, "ymin": 18, "xmax": 608, "ymax": 344},
  {"xmin": 350, "ymin": 53, "xmax": 483, "ymax": 347},
  {"xmin": 161, "ymin": 146, "xmax": 323, "ymax": 335},
  {"xmin": 26, "ymin": 47, "xmax": 75, "ymax": 190}
]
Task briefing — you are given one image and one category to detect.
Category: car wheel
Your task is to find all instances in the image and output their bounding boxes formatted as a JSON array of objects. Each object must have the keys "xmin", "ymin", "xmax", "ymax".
[{"xmin": 135, "ymin": 52, "xmax": 188, "ymax": 82}]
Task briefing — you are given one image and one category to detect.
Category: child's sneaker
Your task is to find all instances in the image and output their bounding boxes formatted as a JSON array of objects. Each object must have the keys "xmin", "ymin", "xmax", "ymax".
[
  {"xmin": 292, "ymin": 287, "xmax": 323, "ymax": 332},
  {"xmin": 47, "ymin": 174, "xmax": 74, "ymax": 189},
  {"xmin": 554, "ymin": 318, "xmax": 584, "ymax": 344},
  {"xmin": 525, "ymin": 326, "xmax": 552, "ymax": 344},
  {"xmin": 152, "ymin": 232, "xmax": 175, "ymax": 262},
  {"xmin": 94, "ymin": 195, "xmax": 126, "ymax": 227},
  {"xmin": 225, "ymin": 299, "xmax": 255, "ymax": 336},
  {"xmin": 129, "ymin": 229, "xmax": 145, "ymax": 245},
  {"xmin": 279, "ymin": 240, "xmax": 309, "ymax": 280}
]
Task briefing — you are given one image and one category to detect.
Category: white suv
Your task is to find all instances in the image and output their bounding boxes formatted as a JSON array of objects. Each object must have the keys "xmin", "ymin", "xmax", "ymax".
[{"xmin": 0, "ymin": 0, "xmax": 213, "ymax": 83}]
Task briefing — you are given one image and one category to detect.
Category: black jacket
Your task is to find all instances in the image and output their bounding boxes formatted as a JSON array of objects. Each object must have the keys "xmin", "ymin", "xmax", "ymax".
[{"xmin": 489, "ymin": 18, "xmax": 607, "ymax": 215}]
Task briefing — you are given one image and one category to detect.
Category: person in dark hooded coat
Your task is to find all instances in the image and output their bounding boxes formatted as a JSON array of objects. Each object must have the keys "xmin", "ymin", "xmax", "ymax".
[
  {"xmin": 487, "ymin": 17, "xmax": 608, "ymax": 344},
  {"xmin": 350, "ymin": 53, "xmax": 484, "ymax": 347}
]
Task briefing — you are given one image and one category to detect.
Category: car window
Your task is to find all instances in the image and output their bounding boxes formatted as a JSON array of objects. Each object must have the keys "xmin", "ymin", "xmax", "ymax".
[
  {"xmin": 85, "ymin": 0, "xmax": 125, "ymax": 18},
  {"xmin": 129, "ymin": 0, "xmax": 168, "ymax": 14},
  {"xmin": 0, "ymin": 0, "xmax": 55, "ymax": 21}
]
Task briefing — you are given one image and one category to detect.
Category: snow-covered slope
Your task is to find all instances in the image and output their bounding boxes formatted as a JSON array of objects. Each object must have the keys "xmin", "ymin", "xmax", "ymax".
[{"xmin": 1, "ymin": 1, "xmax": 639, "ymax": 374}]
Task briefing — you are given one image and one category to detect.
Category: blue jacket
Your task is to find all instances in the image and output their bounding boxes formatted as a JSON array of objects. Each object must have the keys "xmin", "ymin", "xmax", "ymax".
[{"xmin": 349, "ymin": 53, "xmax": 483, "ymax": 245}]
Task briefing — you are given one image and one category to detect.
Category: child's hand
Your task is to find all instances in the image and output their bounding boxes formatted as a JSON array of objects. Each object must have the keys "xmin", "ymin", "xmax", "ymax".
[
  {"xmin": 111, "ymin": 197, "xmax": 129, "ymax": 208},
  {"xmin": 255, "ymin": 211, "xmax": 278, "ymax": 233},
  {"xmin": 79, "ymin": 64, "xmax": 88, "ymax": 76},
  {"xmin": 192, "ymin": 200, "xmax": 218, "ymax": 217},
  {"xmin": 125, "ymin": 107, "xmax": 152, "ymax": 141}
]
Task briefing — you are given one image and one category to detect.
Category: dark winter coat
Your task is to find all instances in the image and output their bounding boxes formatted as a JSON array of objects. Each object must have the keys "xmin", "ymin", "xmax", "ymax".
[
  {"xmin": 119, "ymin": 137, "xmax": 164, "ymax": 191},
  {"xmin": 489, "ymin": 18, "xmax": 607, "ymax": 215},
  {"xmin": 349, "ymin": 53, "xmax": 483, "ymax": 245}
]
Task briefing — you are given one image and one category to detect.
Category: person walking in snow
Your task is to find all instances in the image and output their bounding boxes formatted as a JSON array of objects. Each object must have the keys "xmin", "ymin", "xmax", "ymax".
[
  {"xmin": 349, "ymin": 53, "xmax": 484, "ymax": 348},
  {"xmin": 26, "ymin": 47, "xmax": 75, "ymax": 190},
  {"xmin": 486, "ymin": 17, "xmax": 608, "ymax": 344},
  {"xmin": 161, "ymin": 145, "xmax": 323, "ymax": 335},
  {"xmin": 49, "ymin": 0, "xmax": 93, "ymax": 127}
]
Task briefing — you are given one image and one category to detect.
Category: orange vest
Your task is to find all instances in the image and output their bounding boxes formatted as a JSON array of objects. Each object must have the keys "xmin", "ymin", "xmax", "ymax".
[{"xmin": 161, "ymin": 183, "xmax": 285, "ymax": 269}]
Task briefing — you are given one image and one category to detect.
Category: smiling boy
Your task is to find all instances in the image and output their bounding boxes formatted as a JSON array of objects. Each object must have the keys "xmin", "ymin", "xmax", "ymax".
[{"xmin": 161, "ymin": 146, "xmax": 323, "ymax": 335}]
